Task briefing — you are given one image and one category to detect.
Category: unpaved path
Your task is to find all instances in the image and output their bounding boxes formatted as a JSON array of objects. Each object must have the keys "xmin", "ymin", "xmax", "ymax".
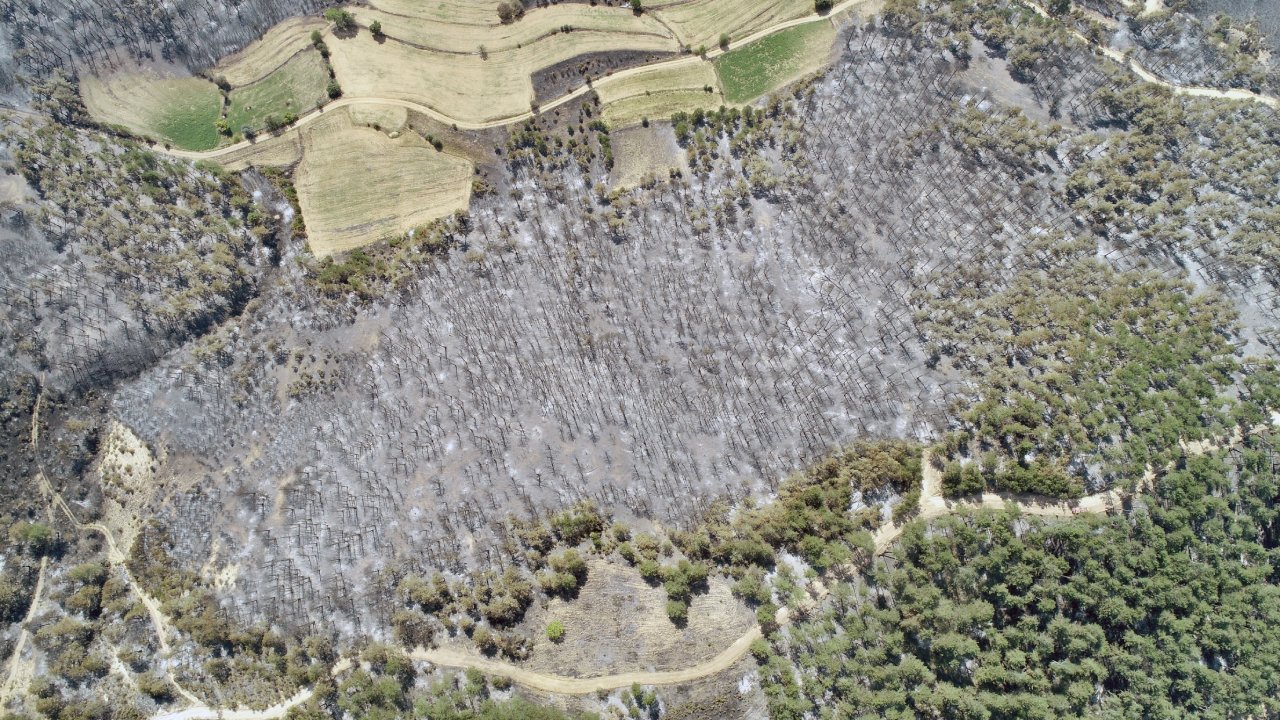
[
  {"xmin": 150, "ymin": 0, "xmax": 1277, "ymax": 162},
  {"xmin": 0, "ymin": 556, "xmax": 47, "ymax": 703},
  {"xmin": 12, "ymin": 375, "xmax": 1272, "ymax": 715},
  {"xmin": 155, "ymin": 0, "xmax": 872, "ymax": 160},
  {"xmin": 1019, "ymin": 0, "xmax": 1278, "ymax": 108},
  {"xmin": 409, "ymin": 627, "xmax": 764, "ymax": 695}
]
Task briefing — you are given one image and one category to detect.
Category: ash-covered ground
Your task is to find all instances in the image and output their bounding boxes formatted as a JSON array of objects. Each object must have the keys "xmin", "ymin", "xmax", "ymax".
[{"xmin": 104, "ymin": 23, "xmax": 1114, "ymax": 636}]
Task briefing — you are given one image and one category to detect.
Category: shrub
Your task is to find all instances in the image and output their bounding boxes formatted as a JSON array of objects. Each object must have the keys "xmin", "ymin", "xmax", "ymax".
[
  {"xmin": 546, "ymin": 620, "xmax": 565, "ymax": 643},
  {"xmin": 324, "ymin": 8, "xmax": 356, "ymax": 32},
  {"xmin": 327, "ymin": 80, "xmax": 343, "ymax": 99},
  {"xmin": 497, "ymin": 2, "xmax": 524, "ymax": 23},
  {"xmin": 369, "ymin": 20, "xmax": 383, "ymax": 37},
  {"xmin": 665, "ymin": 599, "xmax": 687, "ymax": 624}
]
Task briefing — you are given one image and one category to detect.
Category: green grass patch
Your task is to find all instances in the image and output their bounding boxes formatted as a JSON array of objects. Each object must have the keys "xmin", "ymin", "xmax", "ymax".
[
  {"xmin": 713, "ymin": 21, "xmax": 834, "ymax": 104},
  {"xmin": 225, "ymin": 50, "xmax": 329, "ymax": 134},
  {"xmin": 152, "ymin": 82, "xmax": 223, "ymax": 151}
]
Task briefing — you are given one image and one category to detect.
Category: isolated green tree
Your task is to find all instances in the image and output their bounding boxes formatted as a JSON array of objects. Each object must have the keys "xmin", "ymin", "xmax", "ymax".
[{"xmin": 324, "ymin": 8, "xmax": 356, "ymax": 32}]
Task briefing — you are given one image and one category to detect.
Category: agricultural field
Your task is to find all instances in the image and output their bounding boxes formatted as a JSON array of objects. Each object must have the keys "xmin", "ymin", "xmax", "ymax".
[
  {"xmin": 348, "ymin": 2, "xmax": 675, "ymax": 55},
  {"xmin": 293, "ymin": 109, "xmax": 473, "ymax": 255},
  {"xmin": 598, "ymin": 60, "xmax": 725, "ymax": 127},
  {"xmin": 224, "ymin": 50, "xmax": 329, "ymax": 133},
  {"xmin": 213, "ymin": 15, "xmax": 329, "ymax": 86},
  {"xmin": 324, "ymin": 24, "xmax": 679, "ymax": 123},
  {"xmin": 652, "ymin": 0, "xmax": 815, "ymax": 50},
  {"xmin": 12, "ymin": 0, "xmax": 1280, "ymax": 717},
  {"xmin": 714, "ymin": 20, "xmax": 837, "ymax": 103},
  {"xmin": 79, "ymin": 66, "xmax": 223, "ymax": 150}
]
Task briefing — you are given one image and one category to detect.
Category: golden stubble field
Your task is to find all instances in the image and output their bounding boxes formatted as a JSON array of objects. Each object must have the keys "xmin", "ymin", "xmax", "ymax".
[{"xmin": 293, "ymin": 108, "xmax": 473, "ymax": 256}]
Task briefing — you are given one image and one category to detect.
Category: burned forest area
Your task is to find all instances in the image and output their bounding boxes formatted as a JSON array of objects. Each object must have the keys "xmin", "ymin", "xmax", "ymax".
[{"xmin": 3, "ymin": 0, "xmax": 1280, "ymax": 718}]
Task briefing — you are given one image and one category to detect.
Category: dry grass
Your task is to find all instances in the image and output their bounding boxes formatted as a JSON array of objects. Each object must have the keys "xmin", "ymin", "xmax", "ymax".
[
  {"xmin": 325, "ymin": 18, "xmax": 678, "ymax": 122},
  {"xmin": 214, "ymin": 131, "xmax": 305, "ymax": 172},
  {"xmin": 350, "ymin": 3, "xmax": 673, "ymax": 54},
  {"xmin": 370, "ymin": 0, "xmax": 502, "ymax": 27},
  {"xmin": 610, "ymin": 125, "xmax": 688, "ymax": 188},
  {"xmin": 655, "ymin": 0, "xmax": 814, "ymax": 50},
  {"xmin": 598, "ymin": 59, "xmax": 724, "ymax": 127},
  {"xmin": 519, "ymin": 558, "xmax": 755, "ymax": 677},
  {"xmin": 214, "ymin": 16, "xmax": 328, "ymax": 87},
  {"xmin": 294, "ymin": 108, "xmax": 473, "ymax": 256},
  {"xmin": 80, "ymin": 65, "xmax": 222, "ymax": 150},
  {"xmin": 348, "ymin": 103, "xmax": 409, "ymax": 132}
]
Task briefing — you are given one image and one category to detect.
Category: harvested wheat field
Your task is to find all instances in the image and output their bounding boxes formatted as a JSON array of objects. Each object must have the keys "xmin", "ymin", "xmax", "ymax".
[
  {"xmin": 294, "ymin": 109, "xmax": 473, "ymax": 256},
  {"xmin": 610, "ymin": 125, "xmax": 689, "ymax": 188},
  {"xmin": 80, "ymin": 65, "xmax": 222, "ymax": 150},
  {"xmin": 598, "ymin": 60, "xmax": 724, "ymax": 127},
  {"xmin": 213, "ymin": 131, "xmax": 305, "ymax": 172},
  {"xmin": 519, "ymin": 559, "xmax": 755, "ymax": 677},
  {"xmin": 350, "ymin": 2, "xmax": 673, "ymax": 55},
  {"xmin": 214, "ymin": 16, "xmax": 328, "ymax": 87},
  {"xmin": 325, "ymin": 25, "xmax": 679, "ymax": 123},
  {"xmin": 654, "ymin": 0, "xmax": 814, "ymax": 50},
  {"xmin": 348, "ymin": 103, "xmax": 410, "ymax": 133},
  {"xmin": 370, "ymin": 0, "xmax": 504, "ymax": 27}
]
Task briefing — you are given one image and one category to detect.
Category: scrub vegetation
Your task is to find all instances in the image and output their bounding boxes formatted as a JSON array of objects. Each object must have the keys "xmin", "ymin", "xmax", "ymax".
[{"xmin": 7, "ymin": 0, "xmax": 1280, "ymax": 716}]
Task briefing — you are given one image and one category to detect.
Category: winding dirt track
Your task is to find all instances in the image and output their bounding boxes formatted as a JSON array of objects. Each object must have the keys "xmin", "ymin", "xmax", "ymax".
[
  {"xmin": 153, "ymin": 0, "xmax": 1279, "ymax": 163},
  {"xmin": 159, "ymin": 0, "xmax": 873, "ymax": 161},
  {"xmin": 2, "ymin": 0, "xmax": 1276, "ymax": 713}
]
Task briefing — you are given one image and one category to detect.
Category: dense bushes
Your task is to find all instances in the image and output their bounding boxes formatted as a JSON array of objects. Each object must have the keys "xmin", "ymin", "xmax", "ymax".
[
  {"xmin": 762, "ymin": 434, "xmax": 1280, "ymax": 718},
  {"xmin": 925, "ymin": 258, "xmax": 1241, "ymax": 496}
]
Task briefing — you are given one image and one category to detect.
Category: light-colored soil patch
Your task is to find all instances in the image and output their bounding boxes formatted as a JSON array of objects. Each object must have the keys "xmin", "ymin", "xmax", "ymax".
[
  {"xmin": 325, "ymin": 25, "xmax": 678, "ymax": 123},
  {"xmin": 0, "ymin": 174, "xmax": 33, "ymax": 205},
  {"xmin": 610, "ymin": 125, "xmax": 688, "ymax": 187},
  {"xmin": 598, "ymin": 59, "xmax": 723, "ymax": 127},
  {"xmin": 655, "ymin": 0, "xmax": 813, "ymax": 50},
  {"xmin": 349, "ymin": 103, "xmax": 409, "ymax": 132},
  {"xmin": 959, "ymin": 40, "xmax": 1052, "ymax": 123},
  {"xmin": 96, "ymin": 420, "xmax": 159, "ymax": 556},
  {"xmin": 294, "ymin": 109, "xmax": 473, "ymax": 255},
  {"xmin": 520, "ymin": 558, "xmax": 754, "ymax": 677},
  {"xmin": 226, "ymin": 50, "xmax": 330, "ymax": 133},
  {"xmin": 80, "ymin": 65, "xmax": 222, "ymax": 150},
  {"xmin": 714, "ymin": 19, "xmax": 835, "ymax": 103},
  {"xmin": 215, "ymin": 16, "xmax": 328, "ymax": 87}
]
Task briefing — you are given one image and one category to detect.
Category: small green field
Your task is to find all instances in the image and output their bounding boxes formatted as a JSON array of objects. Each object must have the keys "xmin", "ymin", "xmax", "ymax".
[
  {"xmin": 154, "ymin": 88, "xmax": 224, "ymax": 150},
  {"xmin": 81, "ymin": 72, "xmax": 224, "ymax": 151},
  {"xmin": 225, "ymin": 51, "xmax": 329, "ymax": 134},
  {"xmin": 713, "ymin": 20, "xmax": 835, "ymax": 104}
]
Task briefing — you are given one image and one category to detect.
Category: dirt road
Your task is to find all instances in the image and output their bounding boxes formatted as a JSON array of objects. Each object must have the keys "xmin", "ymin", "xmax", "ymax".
[
  {"xmin": 153, "ymin": 0, "xmax": 873, "ymax": 160},
  {"xmin": 10, "ymin": 390, "xmax": 1263, "ymax": 719},
  {"xmin": 409, "ymin": 627, "xmax": 764, "ymax": 695},
  {"xmin": 148, "ymin": 0, "xmax": 1277, "ymax": 163},
  {"xmin": 0, "ymin": 557, "xmax": 47, "ymax": 703}
]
